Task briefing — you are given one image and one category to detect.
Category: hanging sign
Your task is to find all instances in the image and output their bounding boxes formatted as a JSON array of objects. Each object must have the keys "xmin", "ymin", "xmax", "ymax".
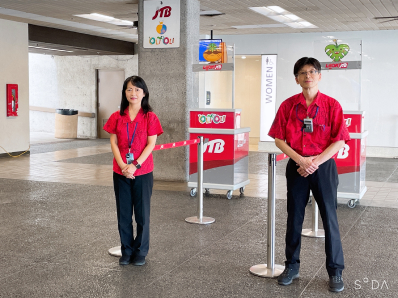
[
  {"xmin": 260, "ymin": 55, "xmax": 277, "ymax": 142},
  {"xmin": 143, "ymin": 0, "xmax": 180, "ymax": 48}
]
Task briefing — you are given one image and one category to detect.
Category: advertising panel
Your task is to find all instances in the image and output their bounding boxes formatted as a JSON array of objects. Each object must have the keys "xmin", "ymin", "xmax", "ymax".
[{"xmin": 143, "ymin": 0, "xmax": 180, "ymax": 48}]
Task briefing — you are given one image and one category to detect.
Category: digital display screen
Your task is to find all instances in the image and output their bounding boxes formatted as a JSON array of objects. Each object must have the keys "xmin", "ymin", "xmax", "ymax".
[{"xmin": 199, "ymin": 39, "xmax": 222, "ymax": 62}]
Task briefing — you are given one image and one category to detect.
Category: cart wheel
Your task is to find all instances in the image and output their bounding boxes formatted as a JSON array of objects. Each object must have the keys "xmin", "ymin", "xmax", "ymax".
[
  {"xmin": 347, "ymin": 199, "xmax": 356, "ymax": 208},
  {"xmin": 307, "ymin": 196, "xmax": 313, "ymax": 205},
  {"xmin": 239, "ymin": 187, "xmax": 245, "ymax": 194},
  {"xmin": 226, "ymin": 190, "xmax": 233, "ymax": 200},
  {"xmin": 190, "ymin": 188, "xmax": 197, "ymax": 197},
  {"xmin": 205, "ymin": 188, "xmax": 210, "ymax": 196}
]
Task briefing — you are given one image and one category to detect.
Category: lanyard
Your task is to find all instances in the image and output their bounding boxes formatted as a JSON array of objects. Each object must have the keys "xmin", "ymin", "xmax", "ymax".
[
  {"xmin": 127, "ymin": 122, "xmax": 138, "ymax": 151},
  {"xmin": 296, "ymin": 104, "xmax": 319, "ymax": 123}
]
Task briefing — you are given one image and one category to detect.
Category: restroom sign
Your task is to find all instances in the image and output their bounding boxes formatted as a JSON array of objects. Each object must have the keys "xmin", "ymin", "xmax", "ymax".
[
  {"xmin": 143, "ymin": 0, "xmax": 180, "ymax": 48},
  {"xmin": 260, "ymin": 54, "xmax": 277, "ymax": 141}
]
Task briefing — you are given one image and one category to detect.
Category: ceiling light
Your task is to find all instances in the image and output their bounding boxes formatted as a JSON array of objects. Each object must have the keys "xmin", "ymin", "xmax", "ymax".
[
  {"xmin": 29, "ymin": 46, "xmax": 73, "ymax": 53},
  {"xmin": 267, "ymin": 6, "xmax": 285, "ymax": 14},
  {"xmin": 241, "ymin": 56, "xmax": 246, "ymax": 59},
  {"xmin": 75, "ymin": 13, "xmax": 137, "ymax": 28},
  {"xmin": 232, "ymin": 24, "xmax": 286, "ymax": 29},
  {"xmin": 285, "ymin": 14, "xmax": 300, "ymax": 21},
  {"xmin": 249, "ymin": 6, "xmax": 318, "ymax": 29}
]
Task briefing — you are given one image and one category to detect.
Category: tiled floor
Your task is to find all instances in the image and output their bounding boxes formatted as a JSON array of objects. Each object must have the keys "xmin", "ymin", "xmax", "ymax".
[
  {"xmin": 8, "ymin": 132, "xmax": 398, "ymax": 208},
  {"xmin": 0, "ymin": 133, "xmax": 398, "ymax": 297}
]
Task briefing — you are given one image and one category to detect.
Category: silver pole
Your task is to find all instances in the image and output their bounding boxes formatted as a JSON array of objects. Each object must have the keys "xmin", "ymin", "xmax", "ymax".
[
  {"xmin": 185, "ymin": 136, "xmax": 215, "ymax": 225},
  {"xmin": 249, "ymin": 153, "xmax": 284, "ymax": 277},
  {"xmin": 302, "ymin": 196, "xmax": 325, "ymax": 238}
]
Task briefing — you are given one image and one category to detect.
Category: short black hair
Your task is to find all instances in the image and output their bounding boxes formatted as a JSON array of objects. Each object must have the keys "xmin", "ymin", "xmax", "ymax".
[
  {"xmin": 294, "ymin": 57, "xmax": 321, "ymax": 77},
  {"xmin": 119, "ymin": 75, "xmax": 152, "ymax": 115}
]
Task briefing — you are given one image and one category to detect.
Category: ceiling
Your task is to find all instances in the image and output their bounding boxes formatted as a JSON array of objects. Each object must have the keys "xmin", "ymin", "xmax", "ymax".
[{"xmin": 1, "ymin": 0, "xmax": 398, "ymax": 50}]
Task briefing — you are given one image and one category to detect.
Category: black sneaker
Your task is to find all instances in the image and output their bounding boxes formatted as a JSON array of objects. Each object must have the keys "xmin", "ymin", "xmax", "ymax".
[
  {"xmin": 277, "ymin": 268, "xmax": 299, "ymax": 285},
  {"xmin": 119, "ymin": 255, "xmax": 131, "ymax": 265},
  {"xmin": 131, "ymin": 255, "xmax": 146, "ymax": 266},
  {"xmin": 329, "ymin": 276, "xmax": 344, "ymax": 292}
]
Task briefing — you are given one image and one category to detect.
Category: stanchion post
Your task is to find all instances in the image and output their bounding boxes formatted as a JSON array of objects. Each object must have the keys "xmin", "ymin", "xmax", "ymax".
[
  {"xmin": 301, "ymin": 198, "xmax": 325, "ymax": 238},
  {"xmin": 249, "ymin": 153, "xmax": 284, "ymax": 278},
  {"xmin": 185, "ymin": 136, "xmax": 215, "ymax": 225}
]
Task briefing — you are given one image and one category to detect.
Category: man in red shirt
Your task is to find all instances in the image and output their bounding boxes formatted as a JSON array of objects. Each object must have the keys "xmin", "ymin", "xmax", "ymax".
[{"xmin": 268, "ymin": 57, "xmax": 350, "ymax": 292}]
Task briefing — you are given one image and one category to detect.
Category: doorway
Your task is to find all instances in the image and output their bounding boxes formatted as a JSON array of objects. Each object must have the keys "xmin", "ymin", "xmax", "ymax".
[{"xmin": 97, "ymin": 69, "xmax": 125, "ymax": 138}]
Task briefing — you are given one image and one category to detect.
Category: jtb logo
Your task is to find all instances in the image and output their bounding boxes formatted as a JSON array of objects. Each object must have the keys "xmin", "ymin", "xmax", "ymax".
[
  {"xmin": 337, "ymin": 144, "xmax": 350, "ymax": 159},
  {"xmin": 204, "ymin": 139, "xmax": 225, "ymax": 153},
  {"xmin": 152, "ymin": 6, "xmax": 172, "ymax": 20}
]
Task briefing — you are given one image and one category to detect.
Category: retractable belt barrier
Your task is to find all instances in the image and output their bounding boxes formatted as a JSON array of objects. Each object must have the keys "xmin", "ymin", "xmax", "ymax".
[{"xmin": 109, "ymin": 136, "xmax": 214, "ymax": 257}]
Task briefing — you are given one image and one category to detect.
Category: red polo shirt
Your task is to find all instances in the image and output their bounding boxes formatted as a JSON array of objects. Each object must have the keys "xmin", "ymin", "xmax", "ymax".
[
  {"xmin": 103, "ymin": 108, "xmax": 163, "ymax": 176},
  {"xmin": 268, "ymin": 92, "xmax": 350, "ymax": 156}
]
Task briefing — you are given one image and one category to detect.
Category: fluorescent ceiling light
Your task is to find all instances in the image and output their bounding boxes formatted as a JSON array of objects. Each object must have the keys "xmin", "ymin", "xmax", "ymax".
[
  {"xmin": 75, "ymin": 13, "xmax": 135, "ymax": 27},
  {"xmin": 285, "ymin": 14, "xmax": 300, "ymax": 21},
  {"xmin": 29, "ymin": 46, "xmax": 73, "ymax": 53},
  {"xmin": 268, "ymin": 6, "xmax": 285, "ymax": 14},
  {"xmin": 249, "ymin": 6, "xmax": 318, "ymax": 29},
  {"xmin": 232, "ymin": 24, "xmax": 286, "ymax": 29}
]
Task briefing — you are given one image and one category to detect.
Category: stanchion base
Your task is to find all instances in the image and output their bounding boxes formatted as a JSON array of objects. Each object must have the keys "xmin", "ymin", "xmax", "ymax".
[
  {"xmin": 301, "ymin": 228, "xmax": 325, "ymax": 238},
  {"xmin": 108, "ymin": 246, "xmax": 122, "ymax": 257},
  {"xmin": 185, "ymin": 216, "xmax": 215, "ymax": 225},
  {"xmin": 249, "ymin": 264, "xmax": 285, "ymax": 278}
]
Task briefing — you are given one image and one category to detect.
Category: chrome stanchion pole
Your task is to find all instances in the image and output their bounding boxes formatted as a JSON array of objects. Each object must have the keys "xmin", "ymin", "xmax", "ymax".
[
  {"xmin": 301, "ymin": 197, "xmax": 325, "ymax": 238},
  {"xmin": 250, "ymin": 153, "xmax": 284, "ymax": 277},
  {"xmin": 185, "ymin": 136, "xmax": 215, "ymax": 225}
]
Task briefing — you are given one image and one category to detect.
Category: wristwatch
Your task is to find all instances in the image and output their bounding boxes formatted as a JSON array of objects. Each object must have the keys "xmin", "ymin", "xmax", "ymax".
[{"xmin": 132, "ymin": 160, "xmax": 141, "ymax": 169}]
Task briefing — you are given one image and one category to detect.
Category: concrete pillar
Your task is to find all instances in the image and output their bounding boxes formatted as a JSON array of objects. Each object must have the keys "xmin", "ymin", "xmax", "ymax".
[{"xmin": 138, "ymin": 0, "xmax": 200, "ymax": 181}]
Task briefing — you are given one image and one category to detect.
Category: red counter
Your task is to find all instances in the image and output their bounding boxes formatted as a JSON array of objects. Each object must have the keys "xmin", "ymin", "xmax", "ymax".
[
  {"xmin": 188, "ymin": 109, "xmax": 250, "ymax": 199},
  {"xmin": 334, "ymin": 111, "xmax": 367, "ymax": 207}
]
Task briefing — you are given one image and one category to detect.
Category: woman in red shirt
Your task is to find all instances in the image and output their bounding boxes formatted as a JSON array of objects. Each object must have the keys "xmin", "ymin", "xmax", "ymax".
[{"xmin": 104, "ymin": 76, "xmax": 163, "ymax": 266}]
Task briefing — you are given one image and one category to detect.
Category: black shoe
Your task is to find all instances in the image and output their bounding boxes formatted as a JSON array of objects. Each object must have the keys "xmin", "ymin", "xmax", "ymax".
[
  {"xmin": 131, "ymin": 255, "xmax": 146, "ymax": 266},
  {"xmin": 119, "ymin": 255, "xmax": 131, "ymax": 265},
  {"xmin": 329, "ymin": 276, "xmax": 344, "ymax": 292},
  {"xmin": 278, "ymin": 268, "xmax": 299, "ymax": 285}
]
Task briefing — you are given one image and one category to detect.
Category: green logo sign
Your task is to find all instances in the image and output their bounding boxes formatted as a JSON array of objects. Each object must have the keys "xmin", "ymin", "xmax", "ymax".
[{"xmin": 325, "ymin": 39, "xmax": 350, "ymax": 62}]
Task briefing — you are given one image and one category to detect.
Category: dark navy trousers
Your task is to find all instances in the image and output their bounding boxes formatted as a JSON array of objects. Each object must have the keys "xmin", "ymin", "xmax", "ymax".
[
  {"xmin": 284, "ymin": 158, "xmax": 344, "ymax": 277},
  {"xmin": 113, "ymin": 172, "xmax": 153, "ymax": 258}
]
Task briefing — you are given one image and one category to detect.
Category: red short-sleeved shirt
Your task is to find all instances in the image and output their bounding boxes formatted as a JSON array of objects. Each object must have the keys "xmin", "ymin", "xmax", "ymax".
[
  {"xmin": 103, "ymin": 108, "xmax": 163, "ymax": 176},
  {"xmin": 268, "ymin": 91, "xmax": 350, "ymax": 156}
]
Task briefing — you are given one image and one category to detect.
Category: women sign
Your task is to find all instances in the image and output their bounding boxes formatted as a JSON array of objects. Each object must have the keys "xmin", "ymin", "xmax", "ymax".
[{"xmin": 143, "ymin": 0, "xmax": 180, "ymax": 48}]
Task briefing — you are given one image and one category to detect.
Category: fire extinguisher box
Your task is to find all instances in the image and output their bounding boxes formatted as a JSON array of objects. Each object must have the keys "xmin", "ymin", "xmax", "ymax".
[
  {"xmin": 335, "ymin": 111, "xmax": 367, "ymax": 204},
  {"xmin": 188, "ymin": 109, "xmax": 250, "ymax": 198}
]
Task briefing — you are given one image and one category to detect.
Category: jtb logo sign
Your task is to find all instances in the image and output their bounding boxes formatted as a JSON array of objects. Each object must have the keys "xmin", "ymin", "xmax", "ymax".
[
  {"xmin": 337, "ymin": 144, "xmax": 350, "ymax": 159},
  {"xmin": 152, "ymin": 6, "xmax": 172, "ymax": 20},
  {"xmin": 204, "ymin": 139, "xmax": 225, "ymax": 153}
]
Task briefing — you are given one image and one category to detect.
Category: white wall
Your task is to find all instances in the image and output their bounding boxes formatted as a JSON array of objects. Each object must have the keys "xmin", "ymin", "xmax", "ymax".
[
  {"xmin": 219, "ymin": 30, "xmax": 398, "ymax": 156},
  {"xmin": 0, "ymin": 19, "xmax": 29, "ymax": 154},
  {"xmin": 29, "ymin": 54, "xmax": 138, "ymax": 138}
]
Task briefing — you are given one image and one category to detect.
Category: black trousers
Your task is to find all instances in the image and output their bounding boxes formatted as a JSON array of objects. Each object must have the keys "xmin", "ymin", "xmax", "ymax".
[
  {"xmin": 113, "ymin": 172, "xmax": 153, "ymax": 257},
  {"xmin": 285, "ymin": 158, "xmax": 344, "ymax": 276}
]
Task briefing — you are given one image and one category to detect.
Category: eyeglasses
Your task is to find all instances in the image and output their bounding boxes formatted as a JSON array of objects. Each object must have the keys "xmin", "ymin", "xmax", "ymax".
[{"xmin": 297, "ymin": 70, "xmax": 319, "ymax": 77}]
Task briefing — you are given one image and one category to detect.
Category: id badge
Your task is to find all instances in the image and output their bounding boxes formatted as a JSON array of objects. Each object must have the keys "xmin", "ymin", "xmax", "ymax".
[
  {"xmin": 303, "ymin": 118, "xmax": 313, "ymax": 133},
  {"xmin": 126, "ymin": 152, "xmax": 134, "ymax": 164}
]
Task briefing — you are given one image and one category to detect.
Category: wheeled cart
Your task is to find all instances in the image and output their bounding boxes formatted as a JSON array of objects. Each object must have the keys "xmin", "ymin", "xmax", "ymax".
[
  {"xmin": 335, "ymin": 111, "xmax": 368, "ymax": 208},
  {"xmin": 188, "ymin": 109, "xmax": 250, "ymax": 199}
]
